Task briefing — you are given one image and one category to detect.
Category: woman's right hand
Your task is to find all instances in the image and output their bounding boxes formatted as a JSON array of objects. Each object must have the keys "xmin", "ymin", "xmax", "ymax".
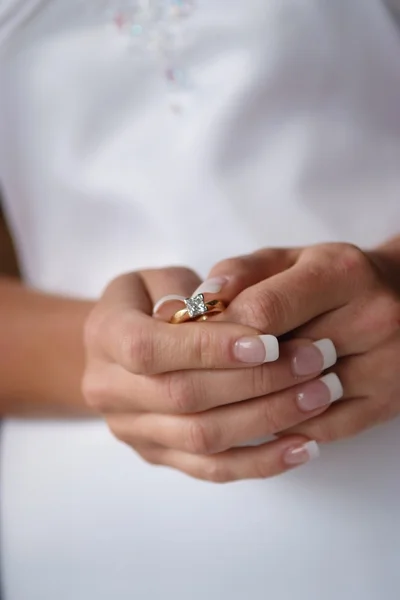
[{"xmin": 82, "ymin": 268, "xmax": 331, "ymax": 482}]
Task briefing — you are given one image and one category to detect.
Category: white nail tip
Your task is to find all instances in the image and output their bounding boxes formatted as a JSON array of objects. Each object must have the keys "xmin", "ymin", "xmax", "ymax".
[
  {"xmin": 304, "ymin": 441, "xmax": 320, "ymax": 461},
  {"xmin": 313, "ymin": 339, "xmax": 337, "ymax": 370},
  {"xmin": 320, "ymin": 373, "xmax": 344, "ymax": 403},
  {"xmin": 260, "ymin": 335, "xmax": 280, "ymax": 363},
  {"xmin": 192, "ymin": 277, "xmax": 227, "ymax": 296},
  {"xmin": 153, "ymin": 294, "xmax": 186, "ymax": 314}
]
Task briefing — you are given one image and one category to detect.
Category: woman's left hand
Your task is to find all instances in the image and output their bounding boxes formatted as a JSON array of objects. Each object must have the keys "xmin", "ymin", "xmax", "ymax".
[{"xmin": 206, "ymin": 242, "xmax": 400, "ymax": 444}]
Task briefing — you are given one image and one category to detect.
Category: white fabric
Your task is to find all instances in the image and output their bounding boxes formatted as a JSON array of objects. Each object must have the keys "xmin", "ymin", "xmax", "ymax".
[{"xmin": 1, "ymin": 0, "xmax": 400, "ymax": 598}]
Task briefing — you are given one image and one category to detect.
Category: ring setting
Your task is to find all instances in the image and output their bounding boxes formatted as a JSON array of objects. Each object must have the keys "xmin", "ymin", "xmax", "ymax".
[
  {"xmin": 170, "ymin": 294, "xmax": 226, "ymax": 324},
  {"xmin": 185, "ymin": 294, "xmax": 208, "ymax": 319}
]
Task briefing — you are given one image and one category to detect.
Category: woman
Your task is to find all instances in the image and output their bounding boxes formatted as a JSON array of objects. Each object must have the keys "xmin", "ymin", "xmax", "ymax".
[{"xmin": 0, "ymin": 0, "xmax": 400, "ymax": 598}]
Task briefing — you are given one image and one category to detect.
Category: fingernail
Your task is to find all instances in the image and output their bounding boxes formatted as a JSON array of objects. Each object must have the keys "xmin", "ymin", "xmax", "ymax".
[
  {"xmin": 284, "ymin": 441, "xmax": 320, "ymax": 466},
  {"xmin": 234, "ymin": 335, "xmax": 279, "ymax": 364},
  {"xmin": 296, "ymin": 373, "xmax": 344, "ymax": 412},
  {"xmin": 192, "ymin": 276, "xmax": 228, "ymax": 296},
  {"xmin": 292, "ymin": 339, "xmax": 337, "ymax": 377},
  {"xmin": 153, "ymin": 294, "xmax": 186, "ymax": 315}
]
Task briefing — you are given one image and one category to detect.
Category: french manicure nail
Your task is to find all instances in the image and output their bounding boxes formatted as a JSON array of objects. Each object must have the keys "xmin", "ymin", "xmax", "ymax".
[
  {"xmin": 292, "ymin": 339, "xmax": 337, "ymax": 377},
  {"xmin": 153, "ymin": 294, "xmax": 186, "ymax": 315},
  {"xmin": 192, "ymin": 276, "xmax": 228, "ymax": 296},
  {"xmin": 284, "ymin": 441, "xmax": 320, "ymax": 466},
  {"xmin": 296, "ymin": 373, "xmax": 344, "ymax": 412},
  {"xmin": 234, "ymin": 335, "xmax": 279, "ymax": 364}
]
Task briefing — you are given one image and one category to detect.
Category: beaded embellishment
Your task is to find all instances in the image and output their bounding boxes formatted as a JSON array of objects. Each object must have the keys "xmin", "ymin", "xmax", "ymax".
[{"xmin": 104, "ymin": 0, "xmax": 196, "ymax": 110}]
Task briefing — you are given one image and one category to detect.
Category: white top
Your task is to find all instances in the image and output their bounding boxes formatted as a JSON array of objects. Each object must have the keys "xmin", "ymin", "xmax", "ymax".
[{"xmin": 1, "ymin": 1, "xmax": 400, "ymax": 598}]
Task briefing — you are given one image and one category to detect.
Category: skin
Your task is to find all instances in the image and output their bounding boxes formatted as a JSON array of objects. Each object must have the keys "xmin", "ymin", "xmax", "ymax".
[
  {"xmin": 0, "ymin": 277, "xmax": 92, "ymax": 416},
  {"xmin": 1, "ymin": 225, "xmax": 399, "ymax": 481},
  {"xmin": 85, "ymin": 240, "xmax": 400, "ymax": 482},
  {"xmin": 210, "ymin": 241, "xmax": 400, "ymax": 446}
]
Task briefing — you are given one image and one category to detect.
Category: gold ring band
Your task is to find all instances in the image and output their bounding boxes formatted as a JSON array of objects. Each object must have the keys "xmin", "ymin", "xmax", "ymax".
[{"xmin": 170, "ymin": 298, "xmax": 227, "ymax": 324}]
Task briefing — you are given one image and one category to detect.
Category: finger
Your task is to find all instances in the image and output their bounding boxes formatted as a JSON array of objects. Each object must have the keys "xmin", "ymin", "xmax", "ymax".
[
  {"xmin": 101, "ymin": 272, "xmax": 153, "ymax": 314},
  {"xmin": 192, "ymin": 249, "xmax": 299, "ymax": 305},
  {"xmin": 139, "ymin": 436, "xmax": 320, "ymax": 482},
  {"xmin": 104, "ymin": 312, "xmax": 280, "ymax": 375},
  {"xmin": 93, "ymin": 338, "xmax": 337, "ymax": 414},
  {"xmin": 284, "ymin": 397, "xmax": 381, "ymax": 443},
  {"xmin": 220, "ymin": 246, "xmax": 370, "ymax": 335},
  {"xmin": 121, "ymin": 372, "xmax": 344, "ymax": 454},
  {"xmin": 99, "ymin": 270, "xmax": 278, "ymax": 376},
  {"xmin": 151, "ymin": 250, "xmax": 297, "ymax": 326},
  {"xmin": 332, "ymin": 341, "xmax": 400, "ymax": 399},
  {"xmin": 295, "ymin": 289, "xmax": 400, "ymax": 356},
  {"xmin": 84, "ymin": 272, "xmax": 152, "ymax": 358},
  {"xmin": 284, "ymin": 342, "xmax": 400, "ymax": 441}
]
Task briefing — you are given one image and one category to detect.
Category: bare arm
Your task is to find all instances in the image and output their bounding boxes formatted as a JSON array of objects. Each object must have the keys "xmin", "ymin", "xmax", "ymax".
[
  {"xmin": 0, "ymin": 210, "xmax": 94, "ymax": 416},
  {"xmin": 0, "ymin": 278, "xmax": 94, "ymax": 416}
]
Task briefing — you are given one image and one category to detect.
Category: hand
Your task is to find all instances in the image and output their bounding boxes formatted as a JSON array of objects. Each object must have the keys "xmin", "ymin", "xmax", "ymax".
[
  {"xmin": 206, "ymin": 242, "xmax": 400, "ymax": 444},
  {"xmin": 82, "ymin": 267, "xmax": 330, "ymax": 483}
]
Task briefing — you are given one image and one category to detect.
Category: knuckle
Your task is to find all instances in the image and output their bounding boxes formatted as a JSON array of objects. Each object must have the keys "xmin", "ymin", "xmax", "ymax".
[
  {"xmin": 304, "ymin": 243, "xmax": 371, "ymax": 289},
  {"xmin": 379, "ymin": 292, "xmax": 400, "ymax": 333},
  {"xmin": 193, "ymin": 326, "xmax": 215, "ymax": 368},
  {"xmin": 373, "ymin": 393, "xmax": 390, "ymax": 416},
  {"xmin": 137, "ymin": 447, "xmax": 163, "ymax": 466},
  {"xmin": 81, "ymin": 371, "xmax": 97, "ymax": 408},
  {"xmin": 200, "ymin": 457, "xmax": 232, "ymax": 484},
  {"xmin": 166, "ymin": 266, "xmax": 196, "ymax": 278},
  {"xmin": 185, "ymin": 417, "xmax": 215, "ymax": 455},
  {"xmin": 257, "ymin": 398, "xmax": 283, "ymax": 435},
  {"xmin": 164, "ymin": 373, "xmax": 197, "ymax": 414},
  {"xmin": 376, "ymin": 393, "xmax": 397, "ymax": 423},
  {"xmin": 341, "ymin": 243, "xmax": 368, "ymax": 266},
  {"xmin": 162, "ymin": 266, "xmax": 199, "ymax": 286},
  {"xmin": 335, "ymin": 244, "xmax": 371, "ymax": 283},
  {"xmin": 121, "ymin": 325, "xmax": 155, "ymax": 375},
  {"xmin": 106, "ymin": 418, "xmax": 131, "ymax": 446},
  {"xmin": 81, "ymin": 369, "xmax": 108, "ymax": 411},
  {"xmin": 106, "ymin": 272, "xmax": 132, "ymax": 290},
  {"xmin": 368, "ymin": 291, "xmax": 400, "ymax": 338},
  {"xmin": 253, "ymin": 459, "xmax": 273, "ymax": 480},
  {"xmin": 311, "ymin": 421, "xmax": 337, "ymax": 444},
  {"xmin": 212, "ymin": 256, "xmax": 247, "ymax": 277},
  {"xmin": 301, "ymin": 246, "xmax": 326, "ymax": 273},
  {"xmin": 251, "ymin": 365, "xmax": 275, "ymax": 397},
  {"xmin": 299, "ymin": 251, "xmax": 332, "ymax": 291},
  {"xmin": 241, "ymin": 287, "xmax": 288, "ymax": 331},
  {"xmin": 83, "ymin": 309, "xmax": 105, "ymax": 351}
]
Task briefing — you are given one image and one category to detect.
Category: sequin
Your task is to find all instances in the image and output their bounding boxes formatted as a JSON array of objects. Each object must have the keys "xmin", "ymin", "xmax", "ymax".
[
  {"xmin": 131, "ymin": 23, "xmax": 144, "ymax": 36},
  {"xmin": 104, "ymin": 0, "xmax": 196, "ymax": 111},
  {"xmin": 114, "ymin": 12, "xmax": 126, "ymax": 29}
]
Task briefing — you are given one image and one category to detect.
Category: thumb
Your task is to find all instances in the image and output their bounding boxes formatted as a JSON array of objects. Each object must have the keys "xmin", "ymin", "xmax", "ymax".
[{"xmin": 193, "ymin": 248, "xmax": 300, "ymax": 306}]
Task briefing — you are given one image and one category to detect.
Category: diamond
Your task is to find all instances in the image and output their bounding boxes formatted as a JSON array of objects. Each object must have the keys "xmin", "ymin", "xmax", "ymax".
[{"xmin": 185, "ymin": 294, "xmax": 208, "ymax": 319}]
